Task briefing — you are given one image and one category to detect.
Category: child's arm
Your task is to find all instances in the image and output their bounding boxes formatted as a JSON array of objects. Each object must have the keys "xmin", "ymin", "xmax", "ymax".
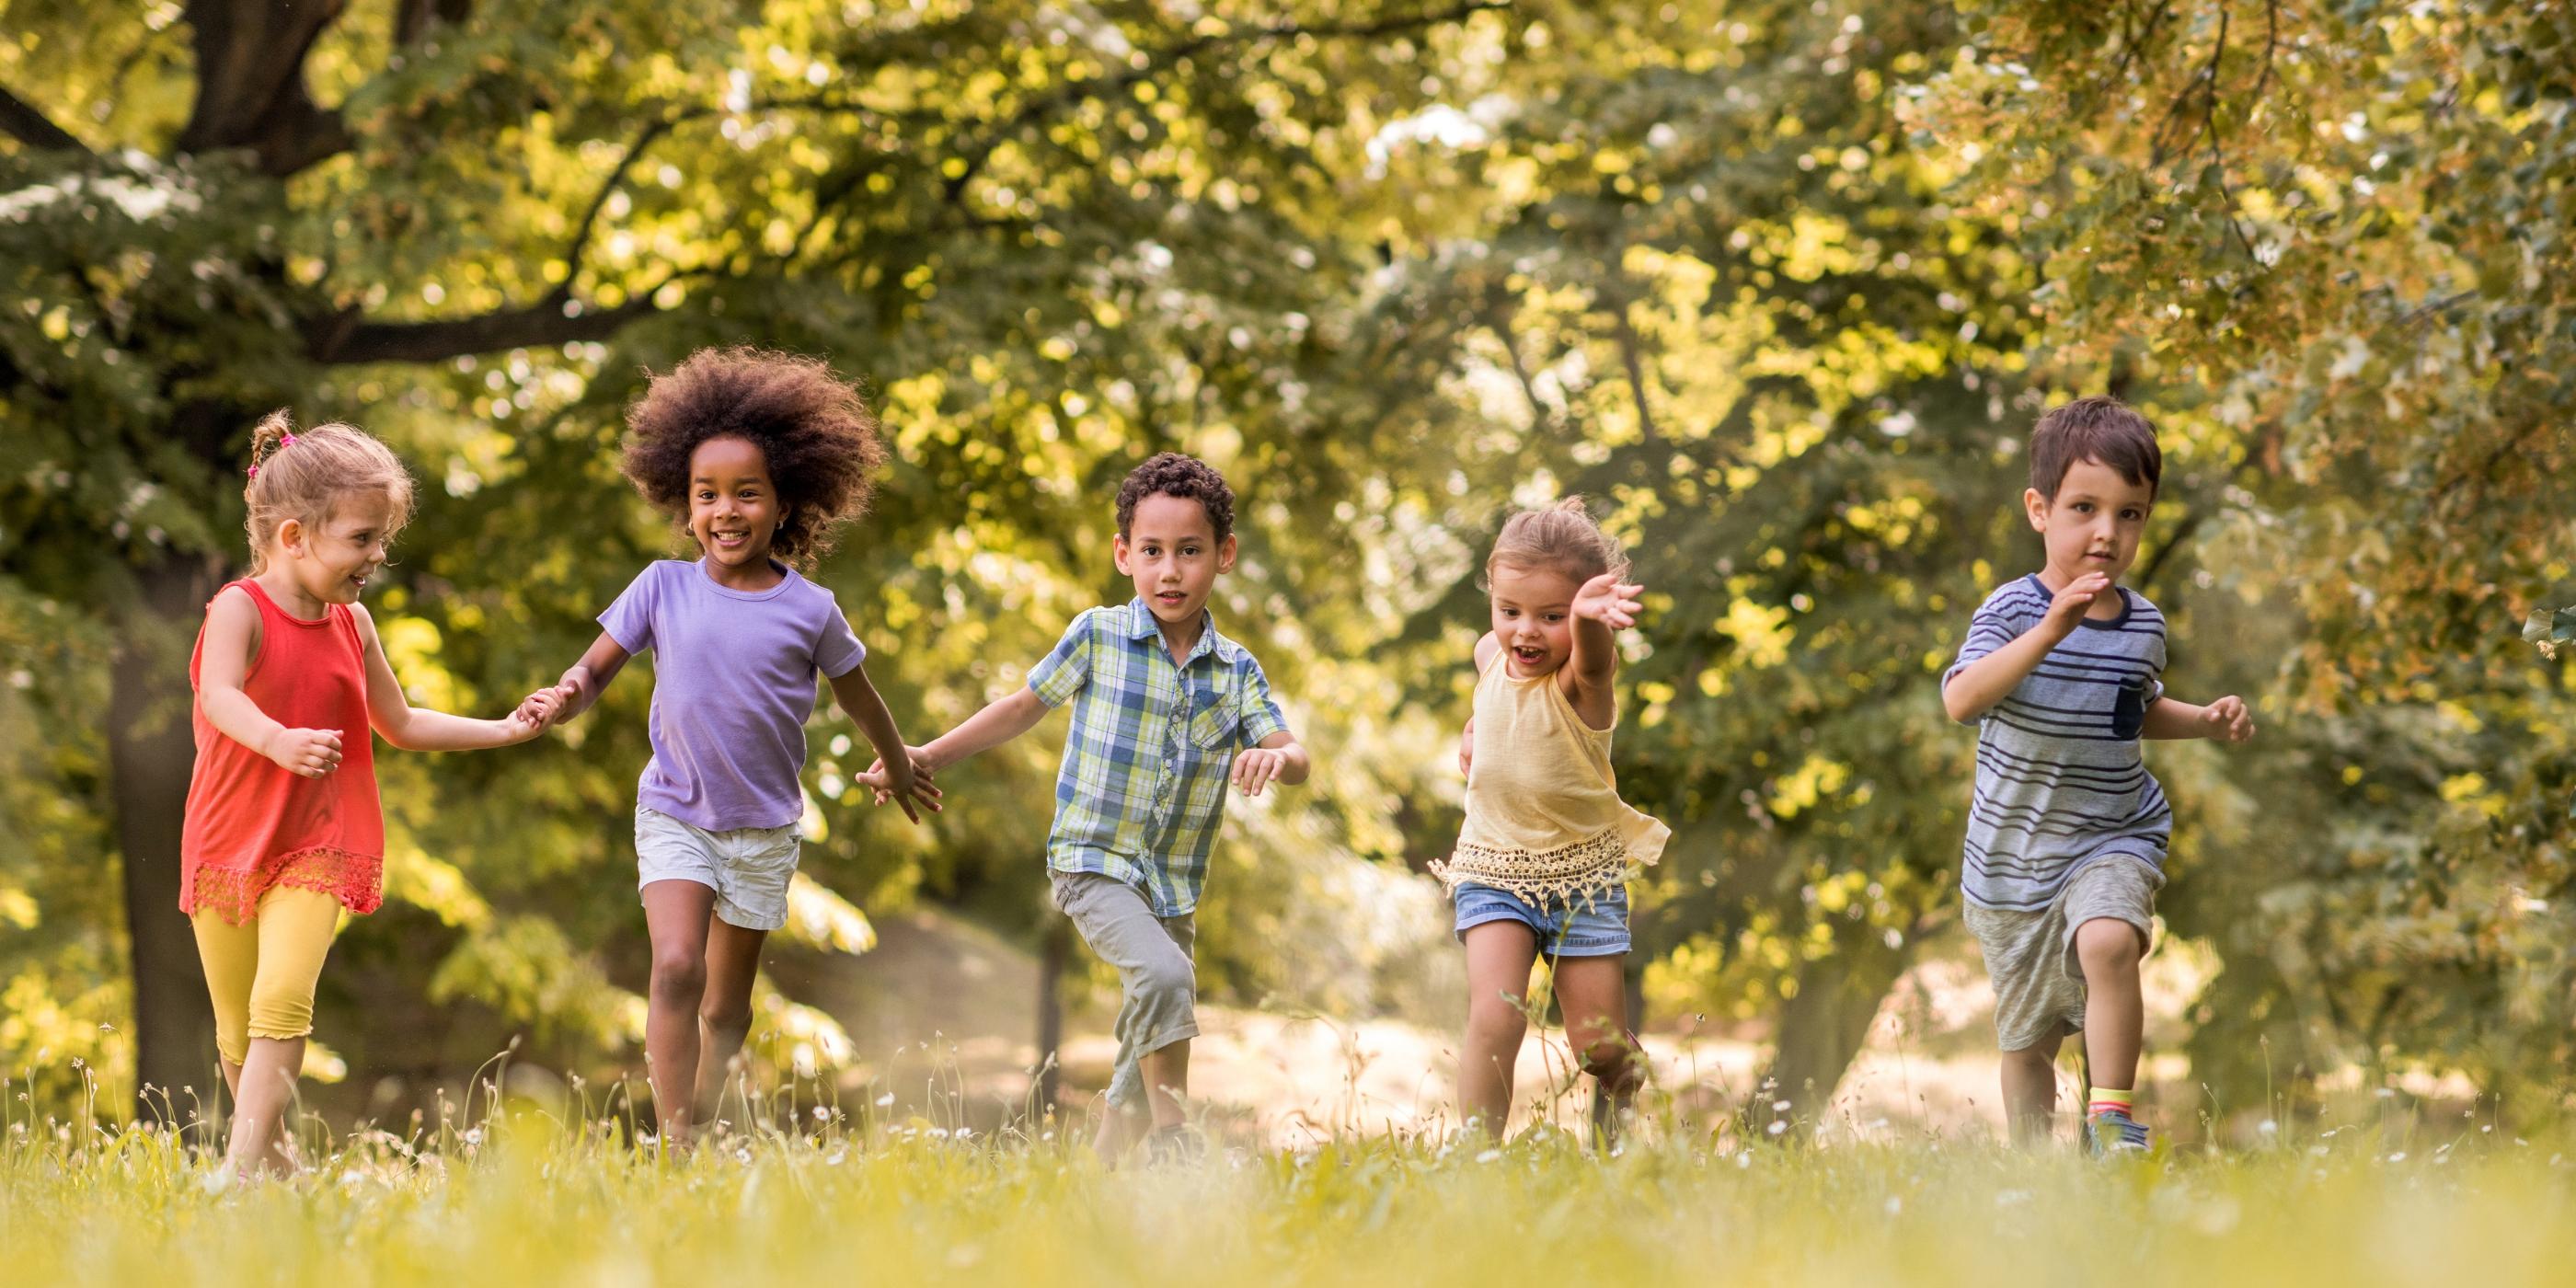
[
  {"xmin": 918, "ymin": 687, "xmax": 1052, "ymax": 771},
  {"xmin": 534, "ymin": 632, "xmax": 634, "ymax": 725},
  {"xmin": 1940, "ymin": 572, "xmax": 2110, "ymax": 723},
  {"xmin": 195, "ymin": 587, "xmax": 344, "ymax": 777},
  {"xmin": 827, "ymin": 661, "xmax": 942, "ymax": 822},
  {"xmin": 1564, "ymin": 571, "xmax": 1646, "ymax": 730},
  {"xmin": 1229, "ymin": 730, "xmax": 1309, "ymax": 798},
  {"xmin": 2142, "ymin": 694, "xmax": 2255, "ymax": 742},
  {"xmin": 352, "ymin": 605, "xmax": 554, "ymax": 751}
]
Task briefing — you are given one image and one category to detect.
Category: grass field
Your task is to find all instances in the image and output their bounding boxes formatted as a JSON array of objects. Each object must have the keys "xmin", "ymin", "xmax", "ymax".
[{"xmin": 6, "ymin": 1091, "xmax": 2571, "ymax": 1287}]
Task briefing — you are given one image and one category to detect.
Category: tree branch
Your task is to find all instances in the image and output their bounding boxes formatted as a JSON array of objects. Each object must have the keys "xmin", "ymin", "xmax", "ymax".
[
  {"xmin": 312, "ymin": 289, "xmax": 669, "ymax": 366},
  {"xmin": 0, "ymin": 83, "xmax": 90, "ymax": 154},
  {"xmin": 939, "ymin": 1, "xmax": 1514, "ymax": 205},
  {"xmin": 177, "ymin": 0, "xmax": 353, "ymax": 178}
]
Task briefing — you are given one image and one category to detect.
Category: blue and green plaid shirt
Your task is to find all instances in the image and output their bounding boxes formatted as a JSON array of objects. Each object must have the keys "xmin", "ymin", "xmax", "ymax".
[{"xmin": 1026, "ymin": 598, "xmax": 1292, "ymax": 915}]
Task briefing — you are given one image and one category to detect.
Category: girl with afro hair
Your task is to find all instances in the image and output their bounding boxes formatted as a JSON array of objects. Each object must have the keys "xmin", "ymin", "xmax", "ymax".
[{"xmin": 527, "ymin": 347, "xmax": 940, "ymax": 1149}]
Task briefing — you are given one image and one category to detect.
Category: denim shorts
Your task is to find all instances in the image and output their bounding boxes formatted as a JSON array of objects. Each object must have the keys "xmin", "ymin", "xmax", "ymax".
[{"xmin": 1451, "ymin": 880, "xmax": 1631, "ymax": 957}]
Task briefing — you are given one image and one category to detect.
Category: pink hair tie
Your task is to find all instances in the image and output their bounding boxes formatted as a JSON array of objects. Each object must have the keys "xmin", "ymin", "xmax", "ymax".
[
  {"xmin": 247, "ymin": 465, "xmax": 259, "ymax": 478},
  {"xmin": 280, "ymin": 431, "xmax": 297, "ymax": 447}
]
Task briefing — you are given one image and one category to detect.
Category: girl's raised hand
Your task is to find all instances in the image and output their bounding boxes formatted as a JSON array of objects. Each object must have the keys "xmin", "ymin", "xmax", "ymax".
[
  {"xmin": 1571, "ymin": 572, "xmax": 1646, "ymax": 629},
  {"xmin": 265, "ymin": 727, "xmax": 342, "ymax": 777}
]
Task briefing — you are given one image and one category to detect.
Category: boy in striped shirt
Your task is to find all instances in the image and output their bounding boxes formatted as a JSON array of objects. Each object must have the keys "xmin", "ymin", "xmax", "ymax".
[{"xmin": 1940, "ymin": 397, "xmax": 2254, "ymax": 1154}]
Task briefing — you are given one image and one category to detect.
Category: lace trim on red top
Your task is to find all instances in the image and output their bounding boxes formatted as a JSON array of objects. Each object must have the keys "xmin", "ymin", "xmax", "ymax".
[{"xmin": 180, "ymin": 845, "xmax": 385, "ymax": 925}]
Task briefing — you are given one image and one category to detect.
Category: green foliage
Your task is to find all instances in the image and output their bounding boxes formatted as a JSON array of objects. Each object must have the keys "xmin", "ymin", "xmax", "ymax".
[{"xmin": 2, "ymin": 0, "xmax": 2570, "ymax": 1121}]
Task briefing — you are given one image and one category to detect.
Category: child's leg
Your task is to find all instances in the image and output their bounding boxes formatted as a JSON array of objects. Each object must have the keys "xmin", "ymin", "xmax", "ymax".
[
  {"xmin": 1998, "ymin": 1026, "xmax": 2066, "ymax": 1147},
  {"xmin": 1550, "ymin": 952, "xmax": 1641, "ymax": 1143},
  {"xmin": 1458, "ymin": 921, "xmax": 1540, "ymax": 1136},
  {"xmin": 228, "ymin": 888, "xmax": 340, "ymax": 1174},
  {"xmin": 1051, "ymin": 874, "xmax": 1200, "ymax": 1156},
  {"xmin": 191, "ymin": 907, "xmax": 259, "ymax": 1110},
  {"xmin": 641, "ymin": 879, "xmax": 718, "ymax": 1146},
  {"xmin": 690, "ymin": 918, "xmax": 769, "ymax": 1132},
  {"xmin": 2073, "ymin": 916, "xmax": 2146, "ymax": 1094}
]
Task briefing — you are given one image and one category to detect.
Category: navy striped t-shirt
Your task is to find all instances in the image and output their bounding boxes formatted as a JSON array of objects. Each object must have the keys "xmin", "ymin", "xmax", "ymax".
[{"xmin": 1944, "ymin": 575, "xmax": 2172, "ymax": 912}]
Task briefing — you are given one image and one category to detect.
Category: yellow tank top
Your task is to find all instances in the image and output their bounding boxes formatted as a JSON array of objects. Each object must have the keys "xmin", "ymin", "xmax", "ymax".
[{"xmin": 1430, "ymin": 656, "xmax": 1669, "ymax": 900}]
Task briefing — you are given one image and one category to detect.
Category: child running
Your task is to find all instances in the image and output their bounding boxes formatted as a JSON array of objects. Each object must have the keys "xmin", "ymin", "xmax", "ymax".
[
  {"xmin": 876, "ymin": 452, "xmax": 1309, "ymax": 1162},
  {"xmin": 1941, "ymin": 395, "xmax": 2254, "ymax": 1154},
  {"xmin": 183, "ymin": 413, "xmax": 559, "ymax": 1179},
  {"xmin": 531, "ymin": 348, "xmax": 937, "ymax": 1150},
  {"xmin": 1432, "ymin": 499, "xmax": 1668, "ymax": 1144}
]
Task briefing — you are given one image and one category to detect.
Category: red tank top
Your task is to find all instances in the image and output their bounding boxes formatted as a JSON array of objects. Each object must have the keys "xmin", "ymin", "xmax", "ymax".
[{"xmin": 179, "ymin": 579, "xmax": 385, "ymax": 923}]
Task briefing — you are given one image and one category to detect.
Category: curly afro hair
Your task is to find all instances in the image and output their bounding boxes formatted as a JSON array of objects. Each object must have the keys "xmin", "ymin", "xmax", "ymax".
[
  {"xmin": 1115, "ymin": 452, "xmax": 1236, "ymax": 544},
  {"xmin": 621, "ymin": 347, "xmax": 887, "ymax": 568}
]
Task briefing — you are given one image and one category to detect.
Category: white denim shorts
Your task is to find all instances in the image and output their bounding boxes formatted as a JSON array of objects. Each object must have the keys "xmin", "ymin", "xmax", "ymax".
[{"xmin": 635, "ymin": 806, "xmax": 799, "ymax": 931}]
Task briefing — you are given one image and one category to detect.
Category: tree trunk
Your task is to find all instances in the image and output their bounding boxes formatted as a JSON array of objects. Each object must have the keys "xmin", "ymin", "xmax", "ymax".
[
  {"xmin": 1759, "ymin": 921, "xmax": 1923, "ymax": 1125},
  {"xmin": 1032, "ymin": 915, "xmax": 1070, "ymax": 1121},
  {"xmin": 109, "ymin": 551, "xmax": 226, "ymax": 1122}
]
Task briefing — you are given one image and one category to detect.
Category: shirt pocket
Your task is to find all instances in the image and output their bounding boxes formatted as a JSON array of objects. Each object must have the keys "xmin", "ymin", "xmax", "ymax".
[{"xmin": 1187, "ymin": 685, "xmax": 1243, "ymax": 751}]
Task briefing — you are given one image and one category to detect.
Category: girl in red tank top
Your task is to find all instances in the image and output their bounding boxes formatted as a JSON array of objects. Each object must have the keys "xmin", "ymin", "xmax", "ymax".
[{"xmin": 185, "ymin": 412, "xmax": 561, "ymax": 1180}]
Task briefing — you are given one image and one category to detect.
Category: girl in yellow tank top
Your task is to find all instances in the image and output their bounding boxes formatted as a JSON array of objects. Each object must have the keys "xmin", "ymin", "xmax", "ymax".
[{"xmin": 1435, "ymin": 499, "xmax": 1667, "ymax": 1143}]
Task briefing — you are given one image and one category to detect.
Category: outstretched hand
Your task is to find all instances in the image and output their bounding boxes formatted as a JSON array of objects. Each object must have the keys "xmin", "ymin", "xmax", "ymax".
[
  {"xmin": 1231, "ymin": 746, "xmax": 1288, "ymax": 797},
  {"xmin": 2202, "ymin": 695, "xmax": 2255, "ymax": 743},
  {"xmin": 1571, "ymin": 572, "xmax": 1646, "ymax": 629}
]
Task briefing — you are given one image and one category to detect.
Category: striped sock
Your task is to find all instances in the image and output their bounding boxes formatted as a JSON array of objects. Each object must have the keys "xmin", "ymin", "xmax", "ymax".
[{"xmin": 2087, "ymin": 1087, "xmax": 2135, "ymax": 1117}]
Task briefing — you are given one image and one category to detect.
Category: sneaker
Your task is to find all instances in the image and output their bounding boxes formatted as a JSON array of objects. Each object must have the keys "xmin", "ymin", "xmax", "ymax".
[{"xmin": 2086, "ymin": 1108, "xmax": 2151, "ymax": 1155}]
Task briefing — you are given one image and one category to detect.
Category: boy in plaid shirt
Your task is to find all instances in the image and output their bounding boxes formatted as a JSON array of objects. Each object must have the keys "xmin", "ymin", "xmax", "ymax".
[{"xmin": 884, "ymin": 453, "xmax": 1309, "ymax": 1160}]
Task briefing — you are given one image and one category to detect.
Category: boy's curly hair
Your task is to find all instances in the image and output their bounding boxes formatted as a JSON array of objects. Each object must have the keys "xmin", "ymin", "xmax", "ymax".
[
  {"xmin": 1115, "ymin": 452, "xmax": 1236, "ymax": 544},
  {"xmin": 621, "ymin": 347, "xmax": 886, "ymax": 568}
]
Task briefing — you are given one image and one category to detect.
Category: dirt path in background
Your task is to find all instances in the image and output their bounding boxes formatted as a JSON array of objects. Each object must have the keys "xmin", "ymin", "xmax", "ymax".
[{"xmin": 776, "ymin": 907, "xmax": 2222, "ymax": 1147}]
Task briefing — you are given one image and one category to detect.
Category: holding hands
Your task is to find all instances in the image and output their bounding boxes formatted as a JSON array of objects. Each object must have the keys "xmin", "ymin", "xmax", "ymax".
[
  {"xmin": 498, "ymin": 685, "xmax": 564, "ymax": 742},
  {"xmin": 859, "ymin": 746, "xmax": 945, "ymax": 822}
]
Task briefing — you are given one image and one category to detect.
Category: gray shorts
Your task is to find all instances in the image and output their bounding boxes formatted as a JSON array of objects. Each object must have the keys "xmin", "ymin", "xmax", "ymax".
[
  {"xmin": 1050, "ymin": 870, "xmax": 1198, "ymax": 1111},
  {"xmin": 1962, "ymin": 856, "xmax": 2161, "ymax": 1052},
  {"xmin": 636, "ymin": 806, "xmax": 799, "ymax": 931}
]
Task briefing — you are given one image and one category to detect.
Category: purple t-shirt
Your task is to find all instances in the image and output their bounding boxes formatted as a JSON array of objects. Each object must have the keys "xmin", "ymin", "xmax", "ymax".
[{"xmin": 599, "ymin": 559, "xmax": 866, "ymax": 832}]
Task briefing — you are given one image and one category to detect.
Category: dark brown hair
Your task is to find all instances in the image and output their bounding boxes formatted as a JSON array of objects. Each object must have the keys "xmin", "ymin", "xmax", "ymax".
[
  {"xmin": 620, "ymin": 347, "xmax": 886, "ymax": 568},
  {"xmin": 1115, "ymin": 452, "xmax": 1236, "ymax": 544},
  {"xmin": 2030, "ymin": 395, "xmax": 2162, "ymax": 500},
  {"xmin": 241, "ymin": 411, "xmax": 415, "ymax": 573}
]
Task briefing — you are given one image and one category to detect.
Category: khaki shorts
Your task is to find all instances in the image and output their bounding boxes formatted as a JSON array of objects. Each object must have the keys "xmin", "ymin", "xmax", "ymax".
[
  {"xmin": 636, "ymin": 806, "xmax": 799, "ymax": 931},
  {"xmin": 1962, "ymin": 857, "xmax": 2161, "ymax": 1052}
]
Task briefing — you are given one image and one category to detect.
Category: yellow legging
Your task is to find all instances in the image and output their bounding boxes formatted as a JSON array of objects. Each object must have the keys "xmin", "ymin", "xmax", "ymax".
[{"xmin": 190, "ymin": 886, "xmax": 343, "ymax": 1067}]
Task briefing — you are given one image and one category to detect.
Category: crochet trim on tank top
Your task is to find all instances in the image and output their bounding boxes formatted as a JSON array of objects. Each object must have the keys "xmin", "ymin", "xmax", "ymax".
[{"xmin": 1429, "ymin": 824, "xmax": 1629, "ymax": 902}]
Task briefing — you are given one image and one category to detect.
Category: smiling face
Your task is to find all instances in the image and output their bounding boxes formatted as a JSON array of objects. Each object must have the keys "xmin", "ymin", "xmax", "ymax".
[
  {"xmin": 688, "ymin": 435, "xmax": 785, "ymax": 578},
  {"xmin": 1114, "ymin": 492, "xmax": 1235, "ymax": 627},
  {"xmin": 2025, "ymin": 455, "xmax": 2156, "ymax": 589},
  {"xmin": 1489, "ymin": 561, "xmax": 1584, "ymax": 678},
  {"xmin": 278, "ymin": 489, "xmax": 397, "ymax": 607}
]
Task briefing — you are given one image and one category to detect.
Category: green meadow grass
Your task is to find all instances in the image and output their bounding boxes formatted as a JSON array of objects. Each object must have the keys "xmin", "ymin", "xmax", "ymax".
[{"xmin": 5, "ymin": 1088, "xmax": 2570, "ymax": 1288}]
